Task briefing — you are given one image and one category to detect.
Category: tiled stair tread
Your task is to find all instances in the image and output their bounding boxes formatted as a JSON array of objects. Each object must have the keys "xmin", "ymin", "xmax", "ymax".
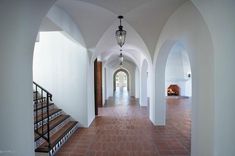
[
  {"xmin": 33, "ymin": 85, "xmax": 78, "ymax": 155},
  {"xmin": 35, "ymin": 121, "xmax": 78, "ymax": 152},
  {"xmin": 34, "ymin": 102, "xmax": 54, "ymax": 111},
  {"xmin": 34, "ymin": 108, "xmax": 62, "ymax": 123},
  {"xmin": 35, "ymin": 115, "xmax": 70, "ymax": 140}
]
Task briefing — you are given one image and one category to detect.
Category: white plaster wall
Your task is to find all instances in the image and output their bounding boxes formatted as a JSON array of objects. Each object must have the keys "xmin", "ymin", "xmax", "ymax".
[
  {"xmin": 135, "ymin": 67, "xmax": 140, "ymax": 98},
  {"xmin": 154, "ymin": 1, "xmax": 214, "ymax": 155},
  {"xmin": 102, "ymin": 66, "xmax": 106, "ymax": 105},
  {"xmin": 140, "ymin": 60, "xmax": 148, "ymax": 106},
  {"xmin": 123, "ymin": 62, "xmax": 136, "ymax": 97},
  {"xmin": 148, "ymin": 64, "xmax": 155, "ymax": 124},
  {"xmin": 47, "ymin": 5, "xmax": 86, "ymax": 47},
  {"xmin": 192, "ymin": 0, "xmax": 235, "ymax": 155},
  {"xmin": 182, "ymin": 50, "xmax": 192, "ymax": 97},
  {"xmin": 33, "ymin": 32, "xmax": 89, "ymax": 127},
  {"xmin": 105, "ymin": 67, "xmax": 113, "ymax": 98},
  {"xmin": 87, "ymin": 60, "xmax": 95, "ymax": 126},
  {"xmin": 0, "ymin": 1, "xmax": 55, "ymax": 155}
]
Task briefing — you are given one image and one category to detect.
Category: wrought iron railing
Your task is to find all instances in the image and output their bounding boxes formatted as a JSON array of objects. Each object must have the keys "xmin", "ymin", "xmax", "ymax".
[{"xmin": 33, "ymin": 81, "xmax": 52, "ymax": 149}]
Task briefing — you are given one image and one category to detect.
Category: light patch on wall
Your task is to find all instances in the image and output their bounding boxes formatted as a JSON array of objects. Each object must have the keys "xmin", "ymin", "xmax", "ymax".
[{"xmin": 33, "ymin": 31, "xmax": 89, "ymax": 126}]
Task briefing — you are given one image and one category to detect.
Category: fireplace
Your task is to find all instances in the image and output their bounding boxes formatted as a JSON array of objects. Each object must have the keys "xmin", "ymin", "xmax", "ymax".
[{"xmin": 167, "ymin": 84, "xmax": 180, "ymax": 96}]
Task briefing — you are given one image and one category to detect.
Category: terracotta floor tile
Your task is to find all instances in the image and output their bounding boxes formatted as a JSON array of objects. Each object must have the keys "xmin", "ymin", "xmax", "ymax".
[{"xmin": 56, "ymin": 94, "xmax": 191, "ymax": 156}]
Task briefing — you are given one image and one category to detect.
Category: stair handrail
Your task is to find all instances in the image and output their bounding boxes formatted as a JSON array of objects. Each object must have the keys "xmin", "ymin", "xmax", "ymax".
[
  {"xmin": 33, "ymin": 81, "xmax": 52, "ymax": 149},
  {"xmin": 33, "ymin": 81, "xmax": 52, "ymax": 100}
]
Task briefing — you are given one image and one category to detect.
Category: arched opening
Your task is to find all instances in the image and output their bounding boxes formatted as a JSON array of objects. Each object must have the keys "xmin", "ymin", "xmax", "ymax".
[
  {"xmin": 164, "ymin": 43, "xmax": 192, "ymax": 154},
  {"xmin": 155, "ymin": 40, "xmax": 193, "ymax": 154},
  {"xmin": 32, "ymin": 4, "xmax": 90, "ymax": 155},
  {"xmin": 165, "ymin": 43, "xmax": 192, "ymax": 97},
  {"xmin": 115, "ymin": 71, "xmax": 128, "ymax": 90},
  {"xmin": 113, "ymin": 69, "xmax": 130, "ymax": 96}
]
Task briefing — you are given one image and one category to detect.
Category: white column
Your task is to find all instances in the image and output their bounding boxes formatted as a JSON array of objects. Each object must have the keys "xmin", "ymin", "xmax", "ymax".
[{"xmin": 0, "ymin": 0, "xmax": 54, "ymax": 155}]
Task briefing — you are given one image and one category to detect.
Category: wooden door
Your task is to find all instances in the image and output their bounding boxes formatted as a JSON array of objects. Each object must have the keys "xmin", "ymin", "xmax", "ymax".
[{"xmin": 94, "ymin": 59, "xmax": 102, "ymax": 115}]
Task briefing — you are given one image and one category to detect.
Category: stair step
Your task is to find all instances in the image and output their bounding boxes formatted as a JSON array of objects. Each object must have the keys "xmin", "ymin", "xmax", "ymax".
[
  {"xmin": 34, "ymin": 108, "xmax": 62, "ymax": 124},
  {"xmin": 33, "ymin": 83, "xmax": 78, "ymax": 155},
  {"xmin": 35, "ymin": 121, "xmax": 78, "ymax": 153},
  {"xmin": 35, "ymin": 115, "xmax": 70, "ymax": 141}
]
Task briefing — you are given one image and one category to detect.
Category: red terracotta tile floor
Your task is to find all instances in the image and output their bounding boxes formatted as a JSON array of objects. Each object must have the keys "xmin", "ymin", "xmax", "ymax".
[{"xmin": 56, "ymin": 93, "xmax": 191, "ymax": 156}]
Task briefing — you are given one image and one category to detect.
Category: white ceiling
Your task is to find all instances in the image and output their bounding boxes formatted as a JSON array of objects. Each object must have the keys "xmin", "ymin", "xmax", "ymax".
[
  {"xmin": 39, "ymin": 17, "xmax": 62, "ymax": 32},
  {"xmin": 76, "ymin": 0, "xmax": 154, "ymax": 15},
  {"xmin": 105, "ymin": 55, "xmax": 136, "ymax": 70},
  {"xmin": 44, "ymin": 0, "xmax": 188, "ymax": 67}
]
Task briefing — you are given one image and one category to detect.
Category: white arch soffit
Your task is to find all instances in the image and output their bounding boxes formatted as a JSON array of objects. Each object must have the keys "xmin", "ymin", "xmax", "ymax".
[
  {"xmin": 94, "ymin": 19, "xmax": 152, "ymax": 65},
  {"xmin": 46, "ymin": 5, "xmax": 86, "ymax": 48},
  {"xmin": 153, "ymin": 1, "xmax": 207, "ymax": 65},
  {"xmin": 55, "ymin": 0, "xmax": 119, "ymax": 50}
]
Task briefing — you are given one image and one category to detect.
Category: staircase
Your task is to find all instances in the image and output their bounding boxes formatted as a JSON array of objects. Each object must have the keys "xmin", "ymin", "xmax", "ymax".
[{"xmin": 33, "ymin": 82, "xmax": 78, "ymax": 156}]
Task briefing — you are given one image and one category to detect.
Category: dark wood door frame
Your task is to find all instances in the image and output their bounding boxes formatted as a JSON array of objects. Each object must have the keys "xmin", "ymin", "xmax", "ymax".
[{"xmin": 94, "ymin": 59, "xmax": 102, "ymax": 115}]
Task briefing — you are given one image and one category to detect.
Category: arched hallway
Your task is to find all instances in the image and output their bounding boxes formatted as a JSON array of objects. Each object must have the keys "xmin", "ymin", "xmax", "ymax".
[
  {"xmin": 0, "ymin": 1, "xmax": 234, "ymax": 156},
  {"xmin": 57, "ymin": 97, "xmax": 191, "ymax": 156}
]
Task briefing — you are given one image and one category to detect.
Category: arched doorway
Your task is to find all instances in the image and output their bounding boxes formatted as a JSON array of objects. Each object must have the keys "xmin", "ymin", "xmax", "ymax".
[
  {"xmin": 164, "ymin": 43, "xmax": 192, "ymax": 154},
  {"xmin": 113, "ymin": 69, "xmax": 130, "ymax": 93},
  {"xmin": 165, "ymin": 43, "xmax": 192, "ymax": 97},
  {"xmin": 114, "ymin": 71, "xmax": 128, "ymax": 91}
]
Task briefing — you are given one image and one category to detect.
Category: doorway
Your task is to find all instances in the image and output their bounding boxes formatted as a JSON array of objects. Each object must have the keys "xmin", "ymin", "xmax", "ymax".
[
  {"xmin": 94, "ymin": 59, "xmax": 103, "ymax": 115},
  {"xmin": 113, "ymin": 69, "xmax": 129, "ymax": 93},
  {"xmin": 113, "ymin": 69, "xmax": 130, "ymax": 101}
]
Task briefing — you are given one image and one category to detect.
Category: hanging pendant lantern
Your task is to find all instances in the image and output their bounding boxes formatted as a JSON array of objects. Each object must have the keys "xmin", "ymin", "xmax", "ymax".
[{"xmin": 115, "ymin": 16, "xmax": 126, "ymax": 48}]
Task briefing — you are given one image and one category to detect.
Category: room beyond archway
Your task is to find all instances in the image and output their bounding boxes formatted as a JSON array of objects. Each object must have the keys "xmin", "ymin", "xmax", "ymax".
[
  {"xmin": 115, "ymin": 71, "xmax": 127, "ymax": 90},
  {"xmin": 165, "ymin": 44, "xmax": 192, "ymax": 97},
  {"xmin": 113, "ymin": 69, "xmax": 130, "ymax": 95}
]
